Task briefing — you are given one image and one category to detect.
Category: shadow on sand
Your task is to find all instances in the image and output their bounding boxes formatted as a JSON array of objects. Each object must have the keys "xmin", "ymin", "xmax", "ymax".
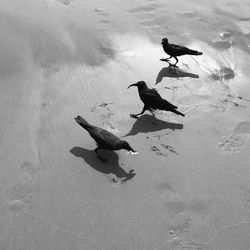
[
  {"xmin": 70, "ymin": 147, "xmax": 136, "ymax": 184},
  {"xmin": 155, "ymin": 66, "xmax": 199, "ymax": 84},
  {"xmin": 124, "ymin": 114, "xmax": 183, "ymax": 136}
]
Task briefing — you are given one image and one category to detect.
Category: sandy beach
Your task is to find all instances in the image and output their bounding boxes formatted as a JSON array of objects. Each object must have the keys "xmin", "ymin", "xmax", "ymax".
[{"xmin": 1, "ymin": 0, "xmax": 250, "ymax": 249}]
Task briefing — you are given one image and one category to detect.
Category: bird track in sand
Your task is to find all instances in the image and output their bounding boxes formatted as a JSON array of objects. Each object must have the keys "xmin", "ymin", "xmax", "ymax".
[
  {"xmin": 151, "ymin": 144, "xmax": 178, "ymax": 157},
  {"xmin": 90, "ymin": 103, "xmax": 118, "ymax": 131}
]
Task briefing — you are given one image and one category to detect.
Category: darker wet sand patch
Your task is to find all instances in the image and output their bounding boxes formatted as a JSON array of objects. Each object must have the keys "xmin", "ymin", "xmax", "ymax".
[
  {"xmin": 139, "ymin": 19, "xmax": 158, "ymax": 27},
  {"xmin": 210, "ymin": 67, "xmax": 235, "ymax": 81},
  {"xmin": 209, "ymin": 30, "xmax": 234, "ymax": 49}
]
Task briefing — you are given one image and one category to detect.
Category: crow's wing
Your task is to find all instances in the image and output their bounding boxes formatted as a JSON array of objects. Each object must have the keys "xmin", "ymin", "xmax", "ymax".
[
  {"xmin": 142, "ymin": 88, "xmax": 177, "ymax": 109},
  {"xmin": 141, "ymin": 88, "xmax": 162, "ymax": 104},
  {"xmin": 169, "ymin": 44, "xmax": 191, "ymax": 54},
  {"xmin": 145, "ymin": 88, "xmax": 161, "ymax": 98},
  {"xmin": 157, "ymin": 99, "xmax": 178, "ymax": 110},
  {"xmin": 88, "ymin": 127, "xmax": 121, "ymax": 147}
]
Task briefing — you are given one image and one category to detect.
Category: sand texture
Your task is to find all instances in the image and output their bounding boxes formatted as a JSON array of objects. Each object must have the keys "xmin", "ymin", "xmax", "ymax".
[{"xmin": 1, "ymin": 0, "xmax": 250, "ymax": 249}]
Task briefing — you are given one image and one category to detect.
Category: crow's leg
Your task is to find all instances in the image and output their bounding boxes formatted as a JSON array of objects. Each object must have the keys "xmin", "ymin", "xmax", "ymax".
[
  {"xmin": 149, "ymin": 108, "xmax": 155, "ymax": 117},
  {"xmin": 94, "ymin": 147, "xmax": 108, "ymax": 162},
  {"xmin": 173, "ymin": 56, "xmax": 179, "ymax": 67},
  {"xmin": 130, "ymin": 106, "xmax": 147, "ymax": 118}
]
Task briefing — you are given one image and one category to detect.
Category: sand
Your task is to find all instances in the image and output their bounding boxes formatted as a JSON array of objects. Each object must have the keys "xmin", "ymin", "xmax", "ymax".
[{"xmin": 1, "ymin": 0, "xmax": 250, "ymax": 249}]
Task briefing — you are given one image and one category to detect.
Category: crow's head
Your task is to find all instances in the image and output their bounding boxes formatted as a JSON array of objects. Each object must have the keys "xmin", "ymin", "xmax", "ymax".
[
  {"xmin": 161, "ymin": 38, "xmax": 168, "ymax": 45},
  {"xmin": 127, "ymin": 81, "xmax": 146, "ymax": 89}
]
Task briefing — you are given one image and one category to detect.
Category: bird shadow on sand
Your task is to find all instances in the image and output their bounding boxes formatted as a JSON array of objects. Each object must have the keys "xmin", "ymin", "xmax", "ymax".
[
  {"xmin": 70, "ymin": 147, "xmax": 136, "ymax": 184},
  {"xmin": 155, "ymin": 66, "xmax": 199, "ymax": 84},
  {"xmin": 124, "ymin": 114, "xmax": 183, "ymax": 137}
]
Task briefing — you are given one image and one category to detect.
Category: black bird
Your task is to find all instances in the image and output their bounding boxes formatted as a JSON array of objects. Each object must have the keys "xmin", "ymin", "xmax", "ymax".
[
  {"xmin": 161, "ymin": 38, "xmax": 203, "ymax": 67},
  {"xmin": 74, "ymin": 116, "xmax": 136, "ymax": 161},
  {"xmin": 128, "ymin": 81, "xmax": 185, "ymax": 118}
]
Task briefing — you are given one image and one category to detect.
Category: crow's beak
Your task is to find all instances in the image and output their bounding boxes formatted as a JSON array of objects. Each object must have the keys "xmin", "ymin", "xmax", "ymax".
[
  {"xmin": 128, "ymin": 146, "xmax": 136, "ymax": 153},
  {"xmin": 127, "ymin": 83, "xmax": 138, "ymax": 89}
]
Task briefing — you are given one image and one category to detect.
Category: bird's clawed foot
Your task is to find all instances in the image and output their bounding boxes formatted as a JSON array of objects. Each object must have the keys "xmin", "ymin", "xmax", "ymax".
[
  {"xmin": 149, "ymin": 109, "xmax": 155, "ymax": 117},
  {"xmin": 160, "ymin": 58, "xmax": 170, "ymax": 62},
  {"xmin": 130, "ymin": 114, "xmax": 139, "ymax": 119},
  {"xmin": 160, "ymin": 58, "xmax": 178, "ymax": 69},
  {"xmin": 120, "ymin": 178, "xmax": 128, "ymax": 184},
  {"xmin": 169, "ymin": 63, "xmax": 178, "ymax": 68}
]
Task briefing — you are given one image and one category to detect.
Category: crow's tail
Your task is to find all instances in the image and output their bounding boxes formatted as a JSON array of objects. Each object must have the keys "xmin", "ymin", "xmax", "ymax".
[
  {"xmin": 160, "ymin": 99, "xmax": 177, "ymax": 110},
  {"xmin": 187, "ymin": 49, "xmax": 203, "ymax": 56},
  {"xmin": 170, "ymin": 109, "xmax": 185, "ymax": 117},
  {"xmin": 74, "ymin": 116, "xmax": 93, "ymax": 130}
]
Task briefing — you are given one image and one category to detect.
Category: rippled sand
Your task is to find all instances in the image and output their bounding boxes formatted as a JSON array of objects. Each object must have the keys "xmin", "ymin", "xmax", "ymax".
[{"xmin": 0, "ymin": 0, "xmax": 250, "ymax": 249}]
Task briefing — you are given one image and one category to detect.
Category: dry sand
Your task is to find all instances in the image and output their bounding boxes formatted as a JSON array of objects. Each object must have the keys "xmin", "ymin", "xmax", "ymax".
[{"xmin": 1, "ymin": 0, "xmax": 250, "ymax": 249}]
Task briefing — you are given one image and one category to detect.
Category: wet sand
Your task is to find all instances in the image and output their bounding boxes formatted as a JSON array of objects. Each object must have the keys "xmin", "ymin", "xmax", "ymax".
[{"xmin": 0, "ymin": 0, "xmax": 250, "ymax": 249}]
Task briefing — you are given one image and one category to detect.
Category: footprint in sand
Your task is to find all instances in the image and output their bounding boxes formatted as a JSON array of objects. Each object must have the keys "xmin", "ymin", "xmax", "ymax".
[
  {"xmin": 55, "ymin": 0, "xmax": 72, "ymax": 5},
  {"xmin": 151, "ymin": 144, "xmax": 178, "ymax": 157},
  {"xmin": 178, "ymin": 11, "xmax": 200, "ymax": 20},
  {"xmin": 94, "ymin": 8, "xmax": 109, "ymax": 16},
  {"xmin": 139, "ymin": 19, "xmax": 158, "ymax": 27},
  {"xmin": 210, "ymin": 31, "xmax": 234, "ymax": 50},
  {"xmin": 106, "ymin": 170, "xmax": 136, "ymax": 186},
  {"xmin": 3, "ymin": 162, "xmax": 39, "ymax": 213},
  {"xmin": 128, "ymin": 3, "xmax": 158, "ymax": 14},
  {"xmin": 210, "ymin": 67, "xmax": 235, "ymax": 81},
  {"xmin": 218, "ymin": 121, "xmax": 250, "ymax": 152},
  {"xmin": 163, "ymin": 194, "xmax": 214, "ymax": 243},
  {"xmin": 161, "ymin": 144, "xmax": 178, "ymax": 155},
  {"xmin": 167, "ymin": 238, "xmax": 202, "ymax": 250},
  {"xmin": 238, "ymin": 181, "xmax": 250, "ymax": 210},
  {"xmin": 94, "ymin": 8, "xmax": 110, "ymax": 25},
  {"xmin": 129, "ymin": 3, "xmax": 161, "ymax": 29},
  {"xmin": 241, "ymin": 187, "xmax": 250, "ymax": 209},
  {"xmin": 151, "ymin": 146, "xmax": 167, "ymax": 157}
]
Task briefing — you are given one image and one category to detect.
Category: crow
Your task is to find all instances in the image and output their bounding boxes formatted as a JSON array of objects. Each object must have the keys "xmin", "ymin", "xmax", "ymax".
[
  {"xmin": 128, "ymin": 81, "xmax": 185, "ymax": 118},
  {"xmin": 74, "ymin": 116, "xmax": 137, "ymax": 161},
  {"xmin": 161, "ymin": 38, "xmax": 202, "ymax": 67}
]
